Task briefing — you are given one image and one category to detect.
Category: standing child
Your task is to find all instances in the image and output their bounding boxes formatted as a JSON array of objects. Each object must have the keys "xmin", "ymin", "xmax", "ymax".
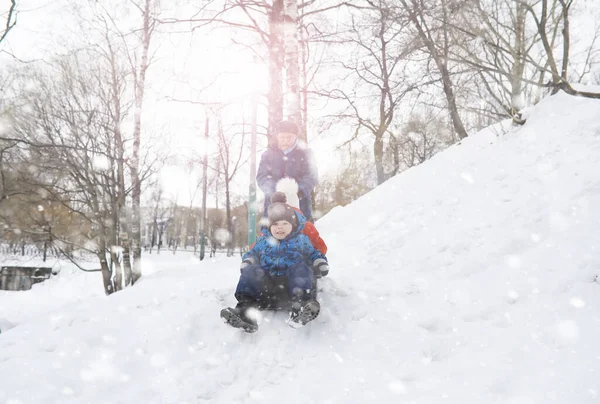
[{"xmin": 220, "ymin": 197, "xmax": 329, "ymax": 332}]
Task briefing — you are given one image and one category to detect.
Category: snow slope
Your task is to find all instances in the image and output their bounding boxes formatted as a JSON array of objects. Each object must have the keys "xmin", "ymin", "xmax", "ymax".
[{"xmin": 1, "ymin": 91, "xmax": 600, "ymax": 404}]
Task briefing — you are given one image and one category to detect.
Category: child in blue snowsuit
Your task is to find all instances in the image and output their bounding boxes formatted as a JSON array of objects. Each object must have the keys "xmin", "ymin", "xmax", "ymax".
[{"xmin": 220, "ymin": 194, "xmax": 329, "ymax": 332}]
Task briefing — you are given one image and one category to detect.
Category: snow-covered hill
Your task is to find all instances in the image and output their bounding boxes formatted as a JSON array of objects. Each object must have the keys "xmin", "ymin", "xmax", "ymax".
[{"xmin": 1, "ymin": 91, "xmax": 599, "ymax": 404}]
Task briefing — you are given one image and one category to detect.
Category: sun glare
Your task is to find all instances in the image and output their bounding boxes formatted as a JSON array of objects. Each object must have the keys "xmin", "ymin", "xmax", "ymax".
[
  {"xmin": 311, "ymin": 139, "xmax": 342, "ymax": 176},
  {"xmin": 217, "ymin": 61, "xmax": 268, "ymax": 102}
]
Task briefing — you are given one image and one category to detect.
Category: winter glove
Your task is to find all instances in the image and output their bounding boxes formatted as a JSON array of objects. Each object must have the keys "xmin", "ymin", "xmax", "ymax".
[
  {"xmin": 297, "ymin": 189, "xmax": 305, "ymax": 199},
  {"xmin": 312, "ymin": 258, "xmax": 329, "ymax": 278},
  {"xmin": 240, "ymin": 257, "xmax": 257, "ymax": 271}
]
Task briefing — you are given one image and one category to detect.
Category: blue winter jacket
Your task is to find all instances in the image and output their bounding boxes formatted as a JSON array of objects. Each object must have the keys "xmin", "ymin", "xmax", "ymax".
[
  {"xmin": 256, "ymin": 145, "xmax": 318, "ymax": 219},
  {"xmin": 242, "ymin": 211, "xmax": 326, "ymax": 276}
]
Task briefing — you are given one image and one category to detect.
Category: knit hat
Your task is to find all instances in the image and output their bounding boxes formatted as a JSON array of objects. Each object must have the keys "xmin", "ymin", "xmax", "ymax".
[
  {"xmin": 268, "ymin": 193, "xmax": 298, "ymax": 231},
  {"xmin": 276, "ymin": 120, "xmax": 299, "ymax": 136}
]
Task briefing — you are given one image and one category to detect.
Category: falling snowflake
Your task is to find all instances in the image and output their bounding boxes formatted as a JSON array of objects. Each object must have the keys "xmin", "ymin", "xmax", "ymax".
[
  {"xmin": 569, "ymin": 298, "xmax": 585, "ymax": 308},
  {"xmin": 556, "ymin": 320, "xmax": 580, "ymax": 344},
  {"xmin": 460, "ymin": 172, "xmax": 475, "ymax": 184}
]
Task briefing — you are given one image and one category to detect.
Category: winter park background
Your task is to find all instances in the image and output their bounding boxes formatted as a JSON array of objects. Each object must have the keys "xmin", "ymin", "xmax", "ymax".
[{"xmin": 1, "ymin": 1, "xmax": 600, "ymax": 403}]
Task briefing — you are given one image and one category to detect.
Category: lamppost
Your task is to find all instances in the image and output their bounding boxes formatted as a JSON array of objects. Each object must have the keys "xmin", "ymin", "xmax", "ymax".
[
  {"xmin": 199, "ymin": 113, "xmax": 209, "ymax": 260},
  {"xmin": 248, "ymin": 93, "xmax": 257, "ymax": 247},
  {"xmin": 248, "ymin": 58, "xmax": 264, "ymax": 247}
]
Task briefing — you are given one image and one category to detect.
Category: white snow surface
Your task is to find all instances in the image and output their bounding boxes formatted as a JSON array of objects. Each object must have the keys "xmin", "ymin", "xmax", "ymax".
[{"xmin": 1, "ymin": 92, "xmax": 600, "ymax": 403}]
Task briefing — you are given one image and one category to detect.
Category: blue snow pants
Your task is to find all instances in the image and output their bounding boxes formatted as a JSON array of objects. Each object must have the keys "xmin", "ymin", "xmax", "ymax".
[{"xmin": 235, "ymin": 263, "xmax": 315, "ymax": 307}]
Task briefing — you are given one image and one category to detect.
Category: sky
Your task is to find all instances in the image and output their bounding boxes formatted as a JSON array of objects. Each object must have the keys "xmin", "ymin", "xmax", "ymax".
[{"xmin": 1, "ymin": 88, "xmax": 599, "ymax": 403}]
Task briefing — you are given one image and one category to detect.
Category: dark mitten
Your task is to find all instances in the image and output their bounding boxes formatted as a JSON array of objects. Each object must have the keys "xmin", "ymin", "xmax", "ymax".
[
  {"xmin": 297, "ymin": 190, "xmax": 305, "ymax": 199},
  {"xmin": 312, "ymin": 258, "xmax": 329, "ymax": 277},
  {"xmin": 240, "ymin": 257, "xmax": 257, "ymax": 272}
]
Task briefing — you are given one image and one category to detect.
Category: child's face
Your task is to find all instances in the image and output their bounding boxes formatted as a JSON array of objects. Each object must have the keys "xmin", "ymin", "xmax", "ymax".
[
  {"xmin": 270, "ymin": 220, "xmax": 293, "ymax": 240},
  {"xmin": 276, "ymin": 131, "xmax": 297, "ymax": 151}
]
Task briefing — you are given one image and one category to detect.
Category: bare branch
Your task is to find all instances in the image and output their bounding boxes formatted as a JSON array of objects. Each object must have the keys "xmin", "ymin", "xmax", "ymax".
[{"xmin": 0, "ymin": 0, "xmax": 17, "ymax": 44}]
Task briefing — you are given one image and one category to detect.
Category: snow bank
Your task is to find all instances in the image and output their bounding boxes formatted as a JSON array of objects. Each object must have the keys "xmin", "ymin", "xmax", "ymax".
[{"xmin": 1, "ymin": 92, "xmax": 599, "ymax": 403}]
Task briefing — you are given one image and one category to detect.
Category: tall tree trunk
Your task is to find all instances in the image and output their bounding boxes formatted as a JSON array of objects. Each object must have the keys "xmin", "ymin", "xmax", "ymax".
[
  {"xmin": 106, "ymin": 36, "xmax": 132, "ymax": 287},
  {"xmin": 283, "ymin": 0, "xmax": 302, "ymax": 140},
  {"xmin": 130, "ymin": 0, "xmax": 153, "ymax": 284},
  {"xmin": 299, "ymin": 21, "xmax": 309, "ymax": 142},
  {"xmin": 559, "ymin": 0, "xmax": 571, "ymax": 82},
  {"xmin": 510, "ymin": 1, "xmax": 527, "ymax": 122},
  {"xmin": 117, "ymin": 146, "xmax": 132, "ymax": 287},
  {"xmin": 98, "ymin": 239, "xmax": 114, "ymax": 295},
  {"xmin": 373, "ymin": 133, "xmax": 385, "ymax": 185},
  {"xmin": 268, "ymin": 0, "xmax": 285, "ymax": 146}
]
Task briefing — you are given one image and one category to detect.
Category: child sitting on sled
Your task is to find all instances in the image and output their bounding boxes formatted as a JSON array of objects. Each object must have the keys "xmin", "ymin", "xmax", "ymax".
[
  {"xmin": 252, "ymin": 178, "xmax": 328, "ymax": 254},
  {"xmin": 220, "ymin": 192, "xmax": 329, "ymax": 332}
]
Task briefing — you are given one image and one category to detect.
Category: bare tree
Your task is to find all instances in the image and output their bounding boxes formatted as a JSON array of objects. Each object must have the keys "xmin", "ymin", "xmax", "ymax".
[
  {"xmin": 5, "ymin": 56, "xmax": 124, "ymax": 294},
  {"xmin": 450, "ymin": 0, "xmax": 538, "ymax": 123},
  {"xmin": 72, "ymin": 0, "xmax": 159, "ymax": 284},
  {"xmin": 518, "ymin": 0, "xmax": 600, "ymax": 98},
  {"xmin": 129, "ymin": 0, "xmax": 156, "ymax": 283},
  {"xmin": 317, "ymin": 0, "xmax": 433, "ymax": 184},
  {"xmin": 397, "ymin": 0, "xmax": 469, "ymax": 139},
  {"xmin": 211, "ymin": 111, "xmax": 248, "ymax": 256}
]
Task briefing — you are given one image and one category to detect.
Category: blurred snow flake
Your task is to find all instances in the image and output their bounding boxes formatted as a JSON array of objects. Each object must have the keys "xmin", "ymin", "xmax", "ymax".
[
  {"xmin": 249, "ymin": 390, "xmax": 265, "ymax": 400},
  {"xmin": 460, "ymin": 172, "xmax": 475, "ymax": 184},
  {"xmin": 150, "ymin": 353, "xmax": 168, "ymax": 367},
  {"xmin": 507, "ymin": 397, "xmax": 536, "ymax": 404},
  {"xmin": 505, "ymin": 255, "xmax": 522, "ymax": 269},
  {"xmin": 245, "ymin": 307, "xmax": 262, "ymax": 324},
  {"xmin": 388, "ymin": 380, "xmax": 407, "ymax": 395},
  {"xmin": 92, "ymin": 155, "xmax": 110, "ymax": 171},
  {"xmin": 102, "ymin": 335, "xmax": 117, "ymax": 345},
  {"xmin": 334, "ymin": 353, "xmax": 344, "ymax": 363},
  {"xmin": 248, "ymin": 200, "xmax": 258, "ymax": 212},
  {"xmin": 0, "ymin": 117, "xmax": 11, "ymax": 135},
  {"xmin": 37, "ymin": 205, "xmax": 44, "ymax": 212},
  {"xmin": 214, "ymin": 228, "xmax": 231, "ymax": 243},
  {"xmin": 530, "ymin": 233, "xmax": 541, "ymax": 243},
  {"xmin": 61, "ymin": 387, "xmax": 74, "ymax": 396},
  {"xmin": 506, "ymin": 290, "xmax": 520, "ymax": 304},
  {"xmin": 511, "ymin": 92, "xmax": 524, "ymax": 111},
  {"xmin": 548, "ymin": 212, "xmax": 569, "ymax": 231},
  {"xmin": 80, "ymin": 357, "xmax": 117, "ymax": 382},
  {"xmin": 569, "ymin": 297, "xmax": 585, "ymax": 309},
  {"xmin": 368, "ymin": 213, "xmax": 384, "ymax": 227},
  {"xmin": 556, "ymin": 320, "xmax": 580, "ymax": 343}
]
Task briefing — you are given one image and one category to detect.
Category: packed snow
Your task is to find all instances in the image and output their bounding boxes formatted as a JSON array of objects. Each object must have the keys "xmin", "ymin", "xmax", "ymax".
[{"xmin": 1, "ymin": 91, "xmax": 600, "ymax": 403}]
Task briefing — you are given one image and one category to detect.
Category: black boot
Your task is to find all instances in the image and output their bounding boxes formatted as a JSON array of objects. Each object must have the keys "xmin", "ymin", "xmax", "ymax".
[
  {"xmin": 220, "ymin": 301, "xmax": 259, "ymax": 333},
  {"xmin": 288, "ymin": 299, "xmax": 320, "ymax": 328}
]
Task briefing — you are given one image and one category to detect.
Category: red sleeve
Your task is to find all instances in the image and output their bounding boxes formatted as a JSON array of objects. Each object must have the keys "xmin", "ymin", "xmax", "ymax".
[{"xmin": 302, "ymin": 221, "xmax": 327, "ymax": 255}]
